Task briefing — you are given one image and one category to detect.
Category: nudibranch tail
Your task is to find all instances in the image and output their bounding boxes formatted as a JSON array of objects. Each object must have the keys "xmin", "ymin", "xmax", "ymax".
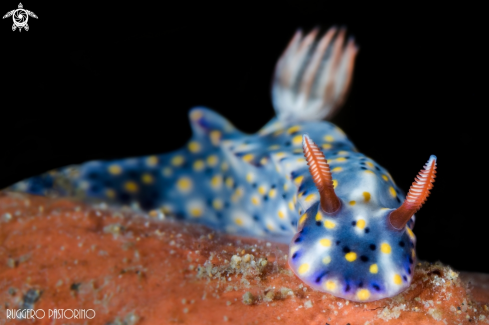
[
  {"xmin": 389, "ymin": 155, "xmax": 437, "ymax": 230},
  {"xmin": 302, "ymin": 134, "xmax": 340, "ymax": 214},
  {"xmin": 272, "ymin": 26, "xmax": 359, "ymax": 122}
]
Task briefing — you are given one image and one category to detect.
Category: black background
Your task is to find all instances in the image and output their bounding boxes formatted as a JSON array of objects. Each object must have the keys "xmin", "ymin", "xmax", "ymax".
[{"xmin": 0, "ymin": 2, "xmax": 487, "ymax": 273}]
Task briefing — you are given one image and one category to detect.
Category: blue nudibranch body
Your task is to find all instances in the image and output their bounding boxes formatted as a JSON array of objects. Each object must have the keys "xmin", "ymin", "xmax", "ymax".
[{"xmin": 11, "ymin": 27, "xmax": 437, "ymax": 302}]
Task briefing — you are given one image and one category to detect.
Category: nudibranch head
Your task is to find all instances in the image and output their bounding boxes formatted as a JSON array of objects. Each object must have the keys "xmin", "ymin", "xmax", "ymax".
[{"xmin": 288, "ymin": 135, "xmax": 436, "ymax": 302}]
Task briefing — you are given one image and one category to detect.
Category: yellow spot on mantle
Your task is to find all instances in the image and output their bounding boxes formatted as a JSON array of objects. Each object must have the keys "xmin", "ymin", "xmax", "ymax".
[
  {"xmin": 190, "ymin": 110, "xmax": 203, "ymax": 120},
  {"xmin": 251, "ymin": 196, "xmax": 260, "ymax": 206},
  {"xmin": 225, "ymin": 177, "xmax": 234, "ymax": 188},
  {"xmin": 212, "ymin": 199, "xmax": 223, "ymax": 210},
  {"xmin": 287, "ymin": 125, "xmax": 301, "ymax": 134},
  {"xmin": 108, "ymin": 164, "xmax": 122, "ymax": 175},
  {"xmin": 171, "ymin": 155, "xmax": 184, "ymax": 167},
  {"xmin": 246, "ymin": 173, "xmax": 254, "ymax": 182},
  {"xmin": 322, "ymin": 256, "xmax": 331, "ymax": 264},
  {"xmin": 162, "ymin": 205, "xmax": 172, "ymax": 214},
  {"xmin": 381, "ymin": 243, "xmax": 392, "ymax": 254},
  {"xmin": 190, "ymin": 207, "xmax": 202, "ymax": 217},
  {"xmin": 211, "ymin": 175, "xmax": 222, "ymax": 189},
  {"xmin": 242, "ymin": 154, "xmax": 254, "ymax": 162},
  {"xmin": 356, "ymin": 219, "xmax": 366, "ymax": 229},
  {"xmin": 294, "ymin": 175, "xmax": 304, "ymax": 185},
  {"xmin": 366, "ymin": 161, "xmax": 374, "ymax": 168},
  {"xmin": 349, "ymin": 200, "xmax": 356, "ymax": 206},
  {"xmin": 288, "ymin": 201, "xmax": 294, "ymax": 211},
  {"xmin": 369, "ymin": 264, "xmax": 378, "ymax": 274},
  {"xmin": 269, "ymin": 188, "xmax": 277, "ymax": 198},
  {"xmin": 124, "ymin": 181, "xmax": 138, "ymax": 193},
  {"xmin": 363, "ymin": 192, "xmax": 371, "ymax": 203},
  {"xmin": 322, "ymin": 143, "xmax": 332, "ymax": 150},
  {"xmin": 141, "ymin": 173, "xmax": 154, "ymax": 184},
  {"xmin": 315, "ymin": 213, "xmax": 322, "ymax": 221},
  {"xmin": 146, "ymin": 156, "xmax": 158, "ymax": 166},
  {"xmin": 345, "ymin": 252, "xmax": 357, "ymax": 262},
  {"xmin": 188, "ymin": 141, "xmax": 201, "ymax": 153},
  {"xmin": 221, "ymin": 161, "xmax": 228, "ymax": 171},
  {"xmin": 336, "ymin": 127, "xmax": 346, "ymax": 136},
  {"xmin": 332, "ymin": 180, "xmax": 338, "ymax": 188},
  {"xmin": 325, "ymin": 280, "xmax": 336, "ymax": 291},
  {"xmin": 177, "ymin": 177, "xmax": 192, "ymax": 193},
  {"xmin": 272, "ymin": 130, "xmax": 283, "ymax": 137},
  {"xmin": 193, "ymin": 160, "xmax": 205, "ymax": 171},
  {"xmin": 320, "ymin": 239, "xmax": 331, "ymax": 247},
  {"xmin": 278, "ymin": 210, "xmax": 285, "ymax": 219},
  {"xmin": 304, "ymin": 194, "xmax": 315, "ymax": 202},
  {"xmin": 389, "ymin": 186, "xmax": 396, "ymax": 197},
  {"xmin": 298, "ymin": 263, "xmax": 310, "ymax": 275},
  {"xmin": 275, "ymin": 152, "xmax": 286, "ymax": 158},
  {"xmin": 207, "ymin": 155, "xmax": 218, "ymax": 166},
  {"xmin": 292, "ymin": 135, "xmax": 302, "ymax": 145},
  {"xmin": 356, "ymin": 289, "xmax": 370, "ymax": 301},
  {"xmin": 324, "ymin": 220, "xmax": 336, "ymax": 229},
  {"xmin": 299, "ymin": 213, "xmax": 307, "ymax": 225},
  {"xmin": 210, "ymin": 130, "xmax": 221, "ymax": 146},
  {"xmin": 105, "ymin": 189, "xmax": 115, "ymax": 198},
  {"xmin": 231, "ymin": 187, "xmax": 243, "ymax": 203},
  {"xmin": 332, "ymin": 167, "xmax": 342, "ymax": 172},
  {"xmin": 324, "ymin": 135, "xmax": 334, "ymax": 142},
  {"xmin": 382, "ymin": 174, "xmax": 389, "ymax": 181},
  {"xmin": 393, "ymin": 274, "xmax": 403, "ymax": 285},
  {"xmin": 235, "ymin": 218, "xmax": 243, "ymax": 226},
  {"xmin": 407, "ymin": 227, "xmax": 415, "ymax": 239},
  {"xmin": 235, "ymin": 187, "xmax": 244, "ymax": 197},
  {"xmin": 336, "ymin": 157, "xmax": 347, "ymax": 162},
  {"xmin": 258, "ymin": 185, "xmax": 266, "ymax": 195}
]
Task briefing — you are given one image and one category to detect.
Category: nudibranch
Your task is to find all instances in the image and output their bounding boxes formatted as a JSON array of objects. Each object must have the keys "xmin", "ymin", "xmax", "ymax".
[
  {"xmin": 10, "ymin": 27, "xmax": 437, "ymax": 302},
  {"xmin": 289, "ymin": 135, "xmax": 436, "ymax": 301}
]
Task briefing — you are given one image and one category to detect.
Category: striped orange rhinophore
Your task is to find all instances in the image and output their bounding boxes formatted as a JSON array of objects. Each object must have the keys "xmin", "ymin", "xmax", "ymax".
[
  {"xmin": 389, "ymin": 156, "xmax": 437, "ymax": 229},
  {"xmin": 302, "ymin": 134, "xmax": 340, "ymax": 214}
]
